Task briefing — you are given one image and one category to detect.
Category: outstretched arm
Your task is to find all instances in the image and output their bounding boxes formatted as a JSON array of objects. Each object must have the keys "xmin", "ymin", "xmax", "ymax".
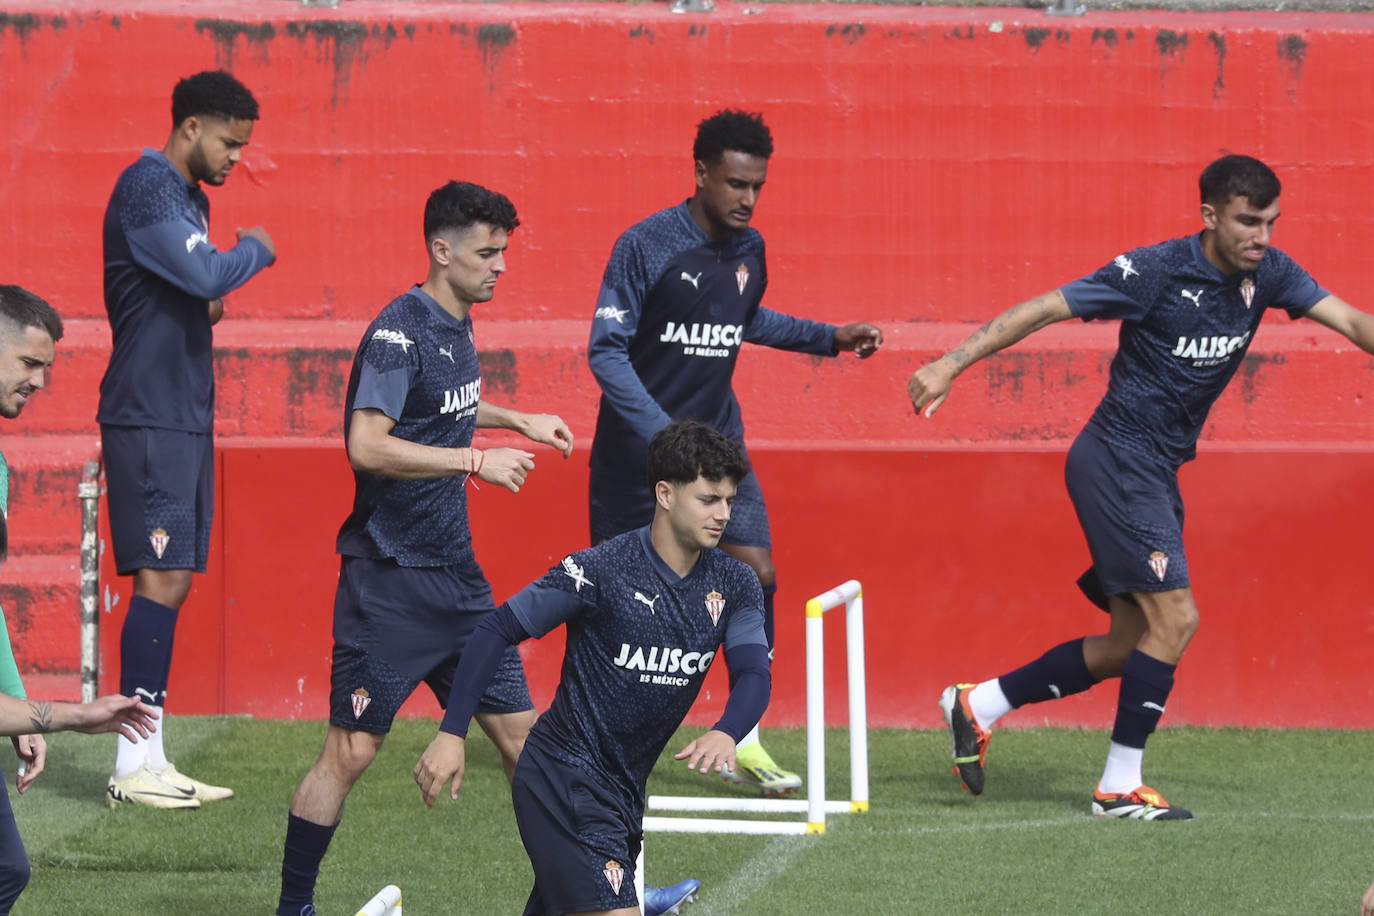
[
  {"xmin": 675, "ymin": 642, "xmax": 770, "ymax": 775},
  {"xmin": 476, "ymin": 401, "xmax": 574, "ymax": 458},
  {"xmin": 908, "ymin": 289, "xmax": 1074, "ymax": 418},
  {"xmin": 0, "ymin": 694, "xmax": 156, "ymax": 741},
  {"xmin": 347, "ymin": 408, "xmax": 535, "ymax": 493},
  {"xmin": 1303, "ymin": 295, "xmax": 1374, "ymax": 354}
]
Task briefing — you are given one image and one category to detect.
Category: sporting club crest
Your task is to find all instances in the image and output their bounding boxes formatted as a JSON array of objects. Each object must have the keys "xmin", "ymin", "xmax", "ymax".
[
  {"xmin": 603, "ymin": 860, "xmax": 625, "ymax": 895},
  {"xmin": 705, "ymin": 590, "xmax": 725, "ymax": 626},
  {"xmin": 735, "ymin": 264, "xmax": 749, "ymax": 295},
  {"xmin": 1240, "ymin": 277, "xmax": 1255, "ymax": 309},
  {"xmin": 149, "ymin": 527, "xmax": 170, "ymax": 559},
  {"xmin": 1147, "ymin": 551, "xmax": 1168, "ymax": 582},
  {"xmin": 351, "ymin": 687, "xmax": 372, "ymax": 719}
]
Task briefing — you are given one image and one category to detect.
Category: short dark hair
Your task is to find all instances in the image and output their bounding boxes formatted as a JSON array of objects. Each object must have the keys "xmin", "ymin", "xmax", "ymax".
[
  {"xmin": 0, "ymin": 285, "xmax": 63, "ymax": 343},
  {"xmin": 1199, "ymin": 154, "xmax": 1281, "ymax": 209},
  {"xmin": 645, "ymin": 419, "xmax": 751, "ymax": 490},
  {"xmin": 693, "ymin": 109, "xmax": 773, "ymax": 165},
  {"xmin": 424, "ymin": 181, "xmax": 520, "ymax": 241},
  {"xmin": 171, "ymin": 70, "xmax": 259, "ymax": 127}
]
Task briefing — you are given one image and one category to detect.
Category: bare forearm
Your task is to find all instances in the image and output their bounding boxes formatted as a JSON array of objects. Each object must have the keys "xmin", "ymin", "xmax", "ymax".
[
  {"xmin": 476, "ymin": 400, "xmax": 527, "ymax": 433},
  {"xmin": 939, "ymin": 289, "xmax": 1071, "ymax": 377},
  {"xmin": 0, "ymin": 696, "xmax": 63, "ymax": 737},
  {"xmin": 348, "ymin": 435, "xmax": 474, "ymax": 480}
]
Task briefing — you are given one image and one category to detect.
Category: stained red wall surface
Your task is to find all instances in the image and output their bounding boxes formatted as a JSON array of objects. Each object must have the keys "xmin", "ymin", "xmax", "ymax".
[{"xmin": 3, "ymin": 1, "xmax": 1373, "ymax": 726}]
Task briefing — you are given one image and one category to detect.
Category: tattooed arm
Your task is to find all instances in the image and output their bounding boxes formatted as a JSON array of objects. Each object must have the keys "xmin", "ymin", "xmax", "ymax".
[
  {"xmin": 0, "ymin": 694, "xmax": 156, "ymax": 739},
  {"xmin": 907, "ymin": 289, "xmax": 1075, "ymax": 418}
]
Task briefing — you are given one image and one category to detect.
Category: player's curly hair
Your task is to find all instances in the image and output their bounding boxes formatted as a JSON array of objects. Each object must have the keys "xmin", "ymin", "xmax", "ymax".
[
  {"xmin": 0, "ymin": 285, "xmax": 63, "ymax": 344},
  {"xmin": 171, "ymin": 71, "xmax": 259, "ymax": 127},
  {"xmin": 1200, "ymin": 155, "xmax": 1280, "ymax": 209},
  {"xmin": 646, "ymin": 419, "xmax": 751, "ymax": 489},
  {"xmin": 424, "ymin": 181, "xmax": 520, "ymax": 241},
  {"xmin": 693, "ymin": 109, "xmax": 773, "ymax": 165}
]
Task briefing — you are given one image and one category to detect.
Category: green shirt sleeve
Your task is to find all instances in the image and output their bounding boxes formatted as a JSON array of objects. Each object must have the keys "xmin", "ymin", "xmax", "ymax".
[{"xmin": 0, "ymin": 449, "xmax": 27, "ymax": 699}]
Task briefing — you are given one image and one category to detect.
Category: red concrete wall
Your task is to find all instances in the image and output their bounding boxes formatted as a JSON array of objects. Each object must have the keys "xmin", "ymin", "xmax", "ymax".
[
  {"xmin": 4, "ymin": 1, "xmax": 1374, "ymax": 726},
  {"xmin": 98, "ymin": 446, "xmax": 1374, "ymax": 728}
]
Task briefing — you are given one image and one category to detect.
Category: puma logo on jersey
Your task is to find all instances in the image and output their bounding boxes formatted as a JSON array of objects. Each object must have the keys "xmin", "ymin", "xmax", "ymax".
[
  {"xmin": 681, "ymin": 271, "xmax": 702, "ymax": 289},
  {"xmin": 1181, "ymin": 289, "xmax": 1204, "ymax": 308},
  {"xmin": 595, "ymin": 306, "xmax": 629, "ymax": 324},
  {"xmin": 438, "ymin": 345, "xmax": 454, "ymax": 363},
  {"xmin": 633, "ymin": 591, "xmax": 659, "ymax": 613},
  {"xmin": 185, "ymin": 230, "xmax": 209, "ymax": 253},
  {"xmin": 562, "ymin": 556, "xmax": 592, "ymax": 592},
  {"xmin": 1113, "ymin": 255, "xmax": 1139, "ymax": 280},
  {"xmin": 372, "ymin": 329, "xmax": 415, "ymax": 352}
]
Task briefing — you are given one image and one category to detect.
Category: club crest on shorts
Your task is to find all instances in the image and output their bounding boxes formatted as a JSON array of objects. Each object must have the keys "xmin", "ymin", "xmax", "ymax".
[
  {"xmin": 603, "ymin": 860, "xmax": 624, "ymax": 895},
  {"xmin": 351, "ymin": 687, "xmax": 372, "ymax": 719},
  {"xmin": 1240, "ymin": 277, "xmax": 1255, "ymax": 309},
  {"xmin": 705, "ymin": 590, "xmax": 725, "ymax": 626},
  {"xmin": 149, "ymin": 527, "xmax": 170, "ymax": 559},
  {"xmin": 735, "ymin": 264, "xmax": 749, "ymax": 295},
  {"xmin": 1148, "ymin": 550, "xmax": 1169, "ymax": 581}
]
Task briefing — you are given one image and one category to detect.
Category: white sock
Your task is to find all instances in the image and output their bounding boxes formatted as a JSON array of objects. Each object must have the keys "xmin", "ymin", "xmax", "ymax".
[
  {"xmin": 736, "ymin": 724, "xmax": 761, "ymax": 750},
  {"xmin": 968, "ymin": 680, "xmax": 1013, "ymax": 729},
  {"xmin": 145, "ymin": 705, "xmax": 169, "ymax": 770},
  {"xmin": 114, "ymin": 728, "xmax": 149, "ymax": 779},
  {"xmin": 1098, "ymin": 741, "xmax": 1144, "ymax": 795}
]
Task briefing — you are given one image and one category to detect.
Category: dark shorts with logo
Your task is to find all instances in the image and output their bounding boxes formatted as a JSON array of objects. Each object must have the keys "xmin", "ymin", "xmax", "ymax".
[
  {"xmin": 329, "ymin": 555, "xmax": 532, "ymax": 734},
  {"xmin": 101, "ymin": 424, "xmax": 213, "ymax": 574},
  {"xmin": 589, "ymin": 453, "xmax": 772, "ymax": 549},
  {"xmin": 512, "ymin": 740, "xmax": 641, "ymax": 916},
  {"xmin": 1064, "ymin": 431, "xmax": 1190, "ymax": 611}
]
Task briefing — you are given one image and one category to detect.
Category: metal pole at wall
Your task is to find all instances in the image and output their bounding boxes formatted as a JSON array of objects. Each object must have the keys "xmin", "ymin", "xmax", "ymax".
[{"xmin": 78, "ymin": 456, "xmax": 101, "ymax": 704}]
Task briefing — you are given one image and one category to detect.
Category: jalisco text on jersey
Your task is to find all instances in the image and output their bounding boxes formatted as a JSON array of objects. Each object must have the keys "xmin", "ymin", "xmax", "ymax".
[
  {"xmin": 612, "ymin": 643, "xmax": 716, "ymax": 676},
  {"xmin": 658, "ymin": 322, "xmax": 745, "ymax": 347}
]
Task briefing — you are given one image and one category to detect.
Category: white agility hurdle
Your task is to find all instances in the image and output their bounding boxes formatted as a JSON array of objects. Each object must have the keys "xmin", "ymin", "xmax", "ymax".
[
  {"xmin": 354, "ymin": 884, "xmax": 402, "ymax": 916},
  {"xmin": 635, "ymin": 579, "xmax": 870, "ymax": 910}
]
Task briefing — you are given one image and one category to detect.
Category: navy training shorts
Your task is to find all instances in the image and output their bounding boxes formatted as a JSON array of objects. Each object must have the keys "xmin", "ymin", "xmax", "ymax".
[
  {"xmin": 511, "ymin": 740, "xmax": 641, "ymax": 915},
  {"xmin": 329, "ymin": 555, "xmax": 532, "ymax": 734},
  {"xmin": 101, "ymin": 424, "xmax": 213, "ymax": 574},
  {"xmin": 1064, "ymin": 430, "xmax": 1190, "ymax": 611}
]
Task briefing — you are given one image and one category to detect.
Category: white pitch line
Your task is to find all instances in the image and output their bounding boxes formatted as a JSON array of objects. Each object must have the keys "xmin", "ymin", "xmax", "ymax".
[{"xmin": 687, "ymin": 834, "xmax": 810, "ymax": 916}]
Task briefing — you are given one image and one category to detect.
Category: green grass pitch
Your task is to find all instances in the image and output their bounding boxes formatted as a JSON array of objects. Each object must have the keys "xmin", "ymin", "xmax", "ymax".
[{"xmin": 10, "ymin": 718, "xmax": 1374, "ymax": 914}]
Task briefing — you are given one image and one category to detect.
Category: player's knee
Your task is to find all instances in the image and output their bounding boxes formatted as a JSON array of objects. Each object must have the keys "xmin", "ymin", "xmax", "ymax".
[
  {"xmin": 324, "ymin": 729, "xmax": 383, "ymax": 781},
  {"xmin": 134, "ymin": 568, "xmax": 194, "ymax": 608}
]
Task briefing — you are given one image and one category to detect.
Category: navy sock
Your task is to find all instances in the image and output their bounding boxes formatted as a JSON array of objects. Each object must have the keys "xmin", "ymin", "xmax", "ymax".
[
  {"xmin": 761, "ymin": 583, "xmax": 777, "ymax": 653},
  {"xmin": 119, "ymin": 595, "xmax": 178, "ymax": 704},
  {"xmin": 1111, "ymin": 649, "xmax": 1176, "ymax": 749},
  {"xmin": 277, "ymin": 813, "xmax": 338, "ymax": 914},
  {"xmin": 998, "ymin": 638, "xmax": 1098, "ymax": 709}
]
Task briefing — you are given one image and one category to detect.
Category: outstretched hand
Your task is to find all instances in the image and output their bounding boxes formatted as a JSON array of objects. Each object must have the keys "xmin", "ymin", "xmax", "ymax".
[
  {"xmin": 834, "ymin": 323, "xmax": 883, "ymax": 359},
  {"xmin": 521, "ymin": 413, "xmax": 574, "ymax": 458},
  {"xmin": 414, "ymin": 732, "xmax": 467, "ymax": 809},
  {"xmin": 674, "ymin": 729, "xmax": 737, "ymax": 776},
  {"xmin": 76, "ymin": 695, "xmax": 159, "ymax": 741}
]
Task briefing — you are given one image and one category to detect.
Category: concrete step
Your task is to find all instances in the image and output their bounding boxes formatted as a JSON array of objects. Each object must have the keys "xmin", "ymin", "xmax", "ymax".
[
  {"xmin": 17, "ymin": 315, "xmax": 1374, "ymax": 447},
  {"xmin": 0, "ymin": 551, "xmax": 84, "ymax": 677}
]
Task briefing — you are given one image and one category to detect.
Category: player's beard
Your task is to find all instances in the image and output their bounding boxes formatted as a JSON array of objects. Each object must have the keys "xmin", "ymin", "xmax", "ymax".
[{"xmin": 187, "ymin": 140, "xmax": 224, "ymax": 186}]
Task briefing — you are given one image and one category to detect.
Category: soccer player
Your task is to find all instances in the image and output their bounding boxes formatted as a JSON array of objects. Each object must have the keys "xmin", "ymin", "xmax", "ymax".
[
  {"xmin": 415, "ymin": 419, "xmax": 771, "ymax": 916},
  {"xmin": 99, "ymin": 70, "xmax": 275, "ymax": 808},
  {"xmin": 909, "ymin": 154, "xmax": 1374, "ymax": 820},
  {"xmin": 587, "ymin": 109, "xmax": 881, "ymax": 794},
  {"xmin": 274, "ymin": 181, "xmax": 577, "ymax": 916},
  {"xmin": 0, "ymin": 285, "xmax": 160, "ymax": 914}
]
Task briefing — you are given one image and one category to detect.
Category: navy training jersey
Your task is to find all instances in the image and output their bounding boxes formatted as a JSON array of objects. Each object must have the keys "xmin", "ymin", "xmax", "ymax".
[
  {"xmin": 1063, "ymin": 233, "xmax": 1329, "ymax": 468},
  {"xmin": 336, "ymin": 287, "xmax": 485, "ymax": 568},
  {"xmin": 100, "ymin": 148, "xmax": 273, "ymax": 432},
  {"xmin": 588, "ymin": 201, "xmax": 836, "ymax": 481},
  {"xmin": 510, "ymin": 527, "xmax": 767, "ymax": 815}
]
